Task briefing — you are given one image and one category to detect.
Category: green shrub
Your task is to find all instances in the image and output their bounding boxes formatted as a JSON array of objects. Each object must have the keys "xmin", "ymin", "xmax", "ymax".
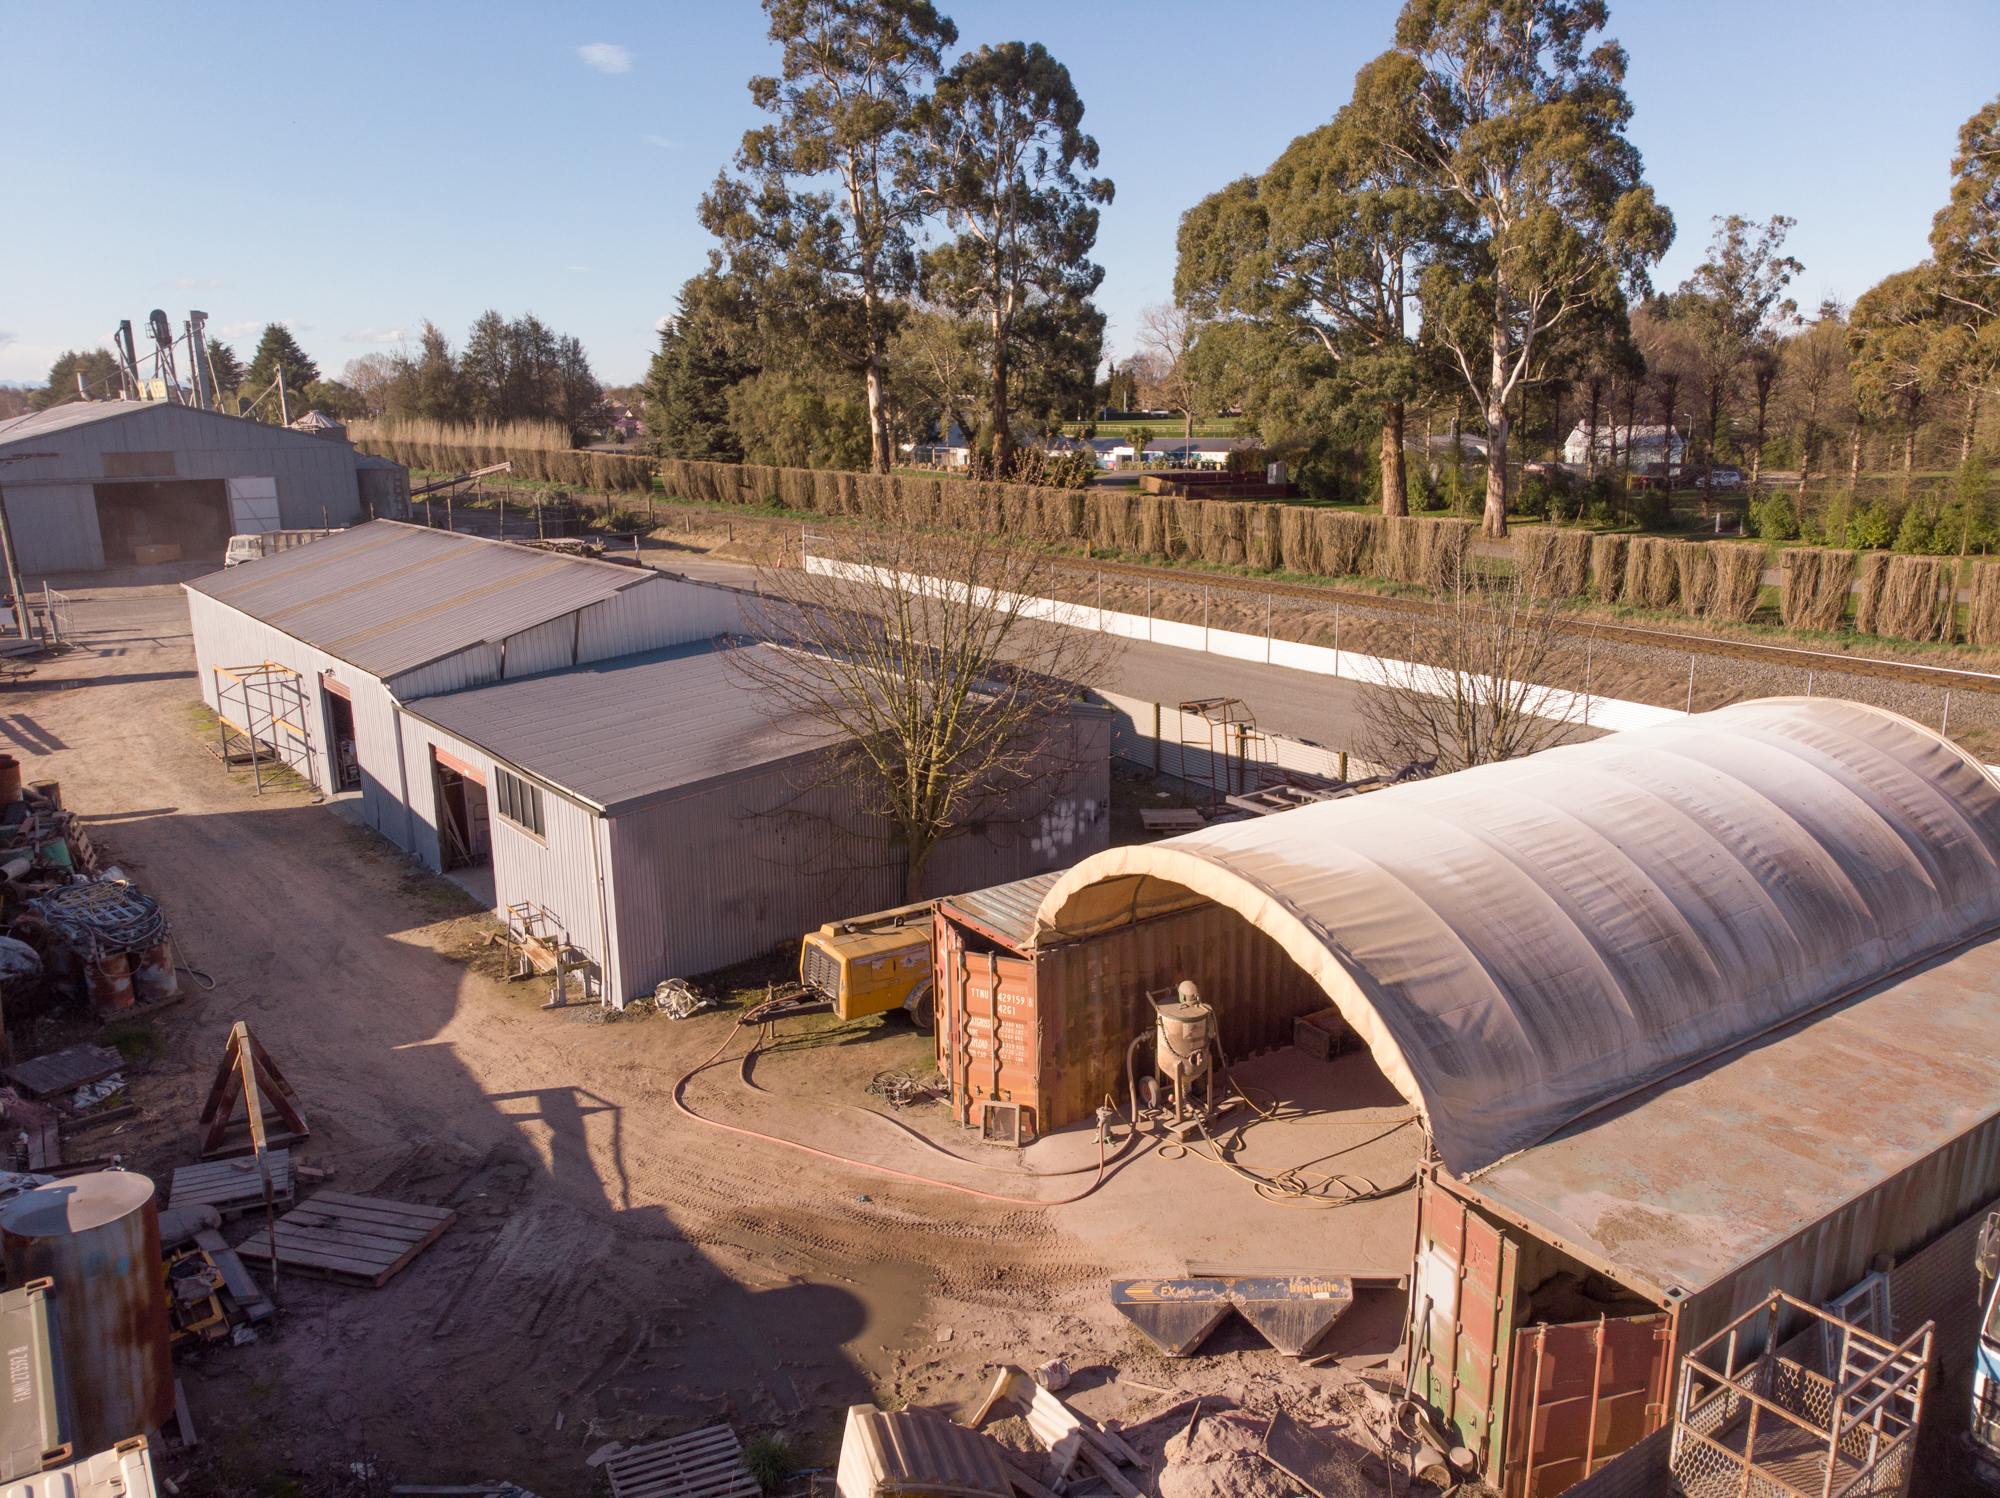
[
  {"xmin": 1750, "ymin": 493, "xmax": 1799, "ymax": 540},
  {"xmin": 742, "ymin": 1434, "xmax": 793, "ymax": 1496},
  {"xmin": 1848, "ymin": 499, "xmax": 1897, "ymax": 550}
]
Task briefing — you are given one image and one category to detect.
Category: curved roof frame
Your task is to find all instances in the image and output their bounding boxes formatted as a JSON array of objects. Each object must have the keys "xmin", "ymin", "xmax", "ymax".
[{"xmin": 1033, "ymin": 698, "xmax": 2000, "ymax": 1174}]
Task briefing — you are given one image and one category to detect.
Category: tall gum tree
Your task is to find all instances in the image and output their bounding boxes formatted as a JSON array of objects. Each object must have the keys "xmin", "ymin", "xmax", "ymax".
[
  {"xmin": 908, "ymin": 41, "xmax": 1113, "ymax": 474},
  {"xmin": 1929, "ymin": 95, "xmax": 2000, "ymax": 454},
  {"xmin": 702, "ymin": 0, "xmax": 957, "ymax": 473},
  {"xmin": 1176, "ymin": 53, "xmax": 1445, "ymax": 515},
  {"xmin": 1391, "ymin": 0, "xmax": 1672, "ymax": 537}
]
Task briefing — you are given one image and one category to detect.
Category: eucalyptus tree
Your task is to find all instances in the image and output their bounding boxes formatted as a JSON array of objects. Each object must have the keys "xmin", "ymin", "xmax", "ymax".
[
  {"xmin": 701, "ymin": 0, "xmax": 957, "ymax": 472},
  {"xmin": 1391, "ymin": 0, "xmax": 1673, "ymax": 536},
  {"xmin": 907, "ymin": 41, "xmax": 1113, "ymax": 473},
  {"xmin": 1672, "ymin": 215, "xmax": 1802, "ymax": 479},
  {"xmin": 1850, "ymin": 268, "xmax": 1940, "ymax": 475},
  {"xmin": 1176, "ymin": 53, "xmax": 1446, "ymax": 515},
  {"xmin": 1929, "ymin": 95, "xmax": 2000, "ymax": 454}
]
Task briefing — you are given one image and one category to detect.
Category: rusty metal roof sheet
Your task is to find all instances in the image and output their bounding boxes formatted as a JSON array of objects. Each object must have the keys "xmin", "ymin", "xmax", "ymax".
[
  {"xmin": 1455, "ymin": 925, "xmax": 2000, "ymax": 1300},
  {"xmin": 187, "ymin": 519, "xmax": 654, "ymax": 679},
  {"xmin": 1033, "ymin": 698, "xmax": 2000, "ymax": 1175},
  {"xmin": 936, "ymin": 870, "xmax": 1062, "ymax": 949}
]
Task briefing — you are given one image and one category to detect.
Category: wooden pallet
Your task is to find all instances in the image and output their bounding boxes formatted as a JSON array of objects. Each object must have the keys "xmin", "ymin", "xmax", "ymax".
[
  {"xmin": 234, "ymin": 1192, "xmax": 455, "ymax": 1288},
  {"xmin": 169, "ymin": 1151, "xmax": 294, "ymax": 1219},
  {"xmin": 1139, "ymin": 808, "xmax": 1206, "ymax": 833},
  {"xmin": 7, "ymin": 1042, "xmax": 121, "ymax": 1100},
  {"xmin": 606, "ymin": 1426, "xmax": 759, "ymax": 1498}
]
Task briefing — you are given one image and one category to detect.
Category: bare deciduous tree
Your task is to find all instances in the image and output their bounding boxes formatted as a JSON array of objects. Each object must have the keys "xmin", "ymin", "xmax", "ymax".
[
  {"xmin": 734, "ymin": 485, "xmax": 1121, "ymax": 898},
  {"xmin": 1134, "ymin": 301, "xmax": 1208, "ymax": 443},
  {"xmin": 1361, "ymin": 555, "xmax": 1586, "ymax": 772}
]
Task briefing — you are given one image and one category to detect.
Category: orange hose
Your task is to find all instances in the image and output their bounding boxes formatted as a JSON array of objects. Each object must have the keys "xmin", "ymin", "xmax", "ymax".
[{"xmin": 672, "ymin": 1015, "xmax": 1113, "ymax": 1206}]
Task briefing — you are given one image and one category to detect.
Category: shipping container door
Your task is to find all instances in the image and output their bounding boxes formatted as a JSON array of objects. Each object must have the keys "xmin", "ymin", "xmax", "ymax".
[
  {"xmin": 1412, "ymin": 1175, "xmax": 1519, "ymax": 1477},
  {"xmin": 953, "ymin": 950, "xmax": 1041, "ymax": 1134},
  {"xmin": 1502, "ymin": 1314, "xmax": 1672, "ymax": 1496}
]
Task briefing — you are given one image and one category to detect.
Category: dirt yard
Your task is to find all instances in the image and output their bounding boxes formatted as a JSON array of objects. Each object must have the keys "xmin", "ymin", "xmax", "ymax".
[{"xmin": 0, "ymin": 569, "xmax": 1419, "ymax": 1498}]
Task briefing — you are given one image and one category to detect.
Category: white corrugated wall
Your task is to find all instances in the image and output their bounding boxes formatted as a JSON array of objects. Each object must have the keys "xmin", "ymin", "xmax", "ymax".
[
  {"xmin": 601, "ymin": 709, "xmax": 1112, "ymax": 1003},
  {"xmin": 385, "ymin": 577, "xmax": 752, "ymax": 702},
  {"xmin": 396, "ymin": 714, "xmax": 616, "ymax": 992},
  {"xmin": 606, "ymin": 763, "xmax": 906, "ymax": 1000},
  {"xmin": 186, "ymin": 590, "xmax": 410, "ymax": 840},
  {"xmin": 575, "ymin": 574, "xmax": 744, "ymax": 662},
  {"xmin": 2, "ymin": 484, "xmax": 104, "ymax": 573}
]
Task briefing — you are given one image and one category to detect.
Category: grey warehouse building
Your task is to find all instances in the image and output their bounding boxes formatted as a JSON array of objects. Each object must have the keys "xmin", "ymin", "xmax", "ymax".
[
  {"xmin": 0, "ymin": 400, "xmax": 409, "ymax": 573},
  {"xmin": 187, "ymin": 521, "xmax": 1110, "ymax": 1001}
]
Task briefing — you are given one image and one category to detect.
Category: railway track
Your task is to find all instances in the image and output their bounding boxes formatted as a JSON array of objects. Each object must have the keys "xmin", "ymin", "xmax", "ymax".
[{"xmin": 1037, "ymin": 551, "xmax": 2000, "ymax": 698}]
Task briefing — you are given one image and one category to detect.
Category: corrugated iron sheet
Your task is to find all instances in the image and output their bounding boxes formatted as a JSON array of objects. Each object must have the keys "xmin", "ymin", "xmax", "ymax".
[
  {"xmin": 937, "ymin": 895, "xmax": 1328, "ymax": 1131},
  {"xmin": 188, "ymin": 521, "xmax": 655, "ymax": 678},
  {"xmin": 836, "ymin": 1406, "xmax": 1011, "ymax": 1498},
  {"xmin": 938, "ymin": 871, "xmax": 1061, "ymax": 950},
  {"xmin": 1456, "ymin": 920, "xmax": 2000, "ymax": 1330}
]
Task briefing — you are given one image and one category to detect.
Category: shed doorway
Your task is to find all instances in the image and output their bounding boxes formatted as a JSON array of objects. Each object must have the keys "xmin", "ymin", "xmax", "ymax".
[
  {"xmin": 431, "ymin": 749, "xmax": 491, "ymax": 871},
  {"xmin": 92, "ymin": 479, "xmax": 231, "ymax": 565},
  {"xmin": 321, "ymin": 676, "xmax": 360, "ymax": 791}
]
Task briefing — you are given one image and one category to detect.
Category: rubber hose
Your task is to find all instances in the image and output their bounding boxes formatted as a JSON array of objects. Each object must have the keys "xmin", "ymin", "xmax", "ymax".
[{"xmin": 1125, "ymin": 1031, "xmax": 1152, "ymax": 1132}]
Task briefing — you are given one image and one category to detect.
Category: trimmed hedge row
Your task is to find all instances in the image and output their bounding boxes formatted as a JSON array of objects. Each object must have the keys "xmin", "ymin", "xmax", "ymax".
[
  {"xmin": 633, "ymin": 458, "xmax": 2000, "ymax": 650},
  {"xmin": 353, "ymin": 438, "xmax": 657, "ymax": 493},
  {"xmin": 655, "ymin": 457, "xmax": 1475, "ymax": 588}
]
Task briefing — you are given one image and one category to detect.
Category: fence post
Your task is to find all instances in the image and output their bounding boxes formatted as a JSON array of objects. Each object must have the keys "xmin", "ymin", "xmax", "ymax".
[{"xmin": 1686, "ymin": 655, "xmax": 1695, "ymax": 714}]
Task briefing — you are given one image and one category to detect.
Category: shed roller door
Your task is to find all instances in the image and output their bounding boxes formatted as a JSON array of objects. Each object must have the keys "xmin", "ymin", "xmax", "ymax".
[{"xmin": 227, "ymin": 476, "xmax": 280, "ymax": 534}]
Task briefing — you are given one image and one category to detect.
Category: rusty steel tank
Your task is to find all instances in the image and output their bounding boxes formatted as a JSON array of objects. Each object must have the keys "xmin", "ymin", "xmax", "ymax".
[{"xmin": 0, "ymin": 1173, "xmax": 173, "ymax": 1451}]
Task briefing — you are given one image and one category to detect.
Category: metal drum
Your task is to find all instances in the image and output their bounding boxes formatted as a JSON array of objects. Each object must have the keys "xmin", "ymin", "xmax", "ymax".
[{"xmin": 0, "ymin": 1173, "xmax": 173, "ymax": 1452}]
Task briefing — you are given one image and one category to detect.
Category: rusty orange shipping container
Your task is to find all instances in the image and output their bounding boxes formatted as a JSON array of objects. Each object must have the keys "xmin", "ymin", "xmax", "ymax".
[{"xmin": 933, "ymin": 870, "xmax": 1328, "ymax": 1138}]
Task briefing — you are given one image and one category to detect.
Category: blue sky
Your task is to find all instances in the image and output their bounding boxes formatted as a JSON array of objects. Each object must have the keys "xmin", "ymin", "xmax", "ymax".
[{"xmin": 4, "ymin": 1, "xmax": 1997, "ymax": 392}]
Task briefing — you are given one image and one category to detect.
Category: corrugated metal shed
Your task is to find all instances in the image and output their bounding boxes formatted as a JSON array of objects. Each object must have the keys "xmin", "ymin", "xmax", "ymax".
[
  {"xmin": 1035, "ymin": 697, "xmax": 2000, "ymax": 1175},
  {"xmin": 188, "ymin": 520, "xmax": 658, "ymax": 679},
  {"xmin": 406, "ymin": 638, "xmax": 831, "ymax": 814},
  {"xmin": 0, "ymin": 399, "xmax": 397, "ymax": 572}
]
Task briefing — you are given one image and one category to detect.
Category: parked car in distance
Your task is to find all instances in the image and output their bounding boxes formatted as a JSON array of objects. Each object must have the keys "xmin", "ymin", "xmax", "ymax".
[{"xmin": 1709, "ymin": 467, "xmax": 1744, "ymax": 489}]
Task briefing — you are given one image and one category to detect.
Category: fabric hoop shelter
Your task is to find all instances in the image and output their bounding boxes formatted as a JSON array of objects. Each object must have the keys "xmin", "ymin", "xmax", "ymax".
[{"xmin": 1033, "ymin": 697, "xmax": 2000, "ymax": 1174}]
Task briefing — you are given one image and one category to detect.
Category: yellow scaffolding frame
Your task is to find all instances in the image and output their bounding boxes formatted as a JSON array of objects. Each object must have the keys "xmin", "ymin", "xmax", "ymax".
[{"xmin": 213, "ymin": 662, "xmax": 318, "ymax": 794}]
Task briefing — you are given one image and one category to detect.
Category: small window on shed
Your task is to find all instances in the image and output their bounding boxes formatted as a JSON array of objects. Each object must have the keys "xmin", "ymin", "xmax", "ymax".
[{"xmin": 494, "ymin": 768, "xmax": 545, "ymax": 838}]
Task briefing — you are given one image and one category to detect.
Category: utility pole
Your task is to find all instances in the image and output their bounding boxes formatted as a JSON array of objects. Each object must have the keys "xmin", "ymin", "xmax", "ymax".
[
  {"xmin": 0, "ymin": 491, "xmax": 32, "ymax": 643},
  {"xmin": 277, "ymin": 367, "xmax": 290, "ymax": 426}
]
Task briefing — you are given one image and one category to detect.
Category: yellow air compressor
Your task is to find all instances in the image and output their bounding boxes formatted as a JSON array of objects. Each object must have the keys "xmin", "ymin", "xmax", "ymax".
[{"xmin": 798, "ymin": 902, "xmax": 934, "ymax": 1030}]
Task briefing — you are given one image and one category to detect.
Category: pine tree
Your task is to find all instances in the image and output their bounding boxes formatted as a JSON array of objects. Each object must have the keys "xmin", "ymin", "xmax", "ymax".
[
  {"xmin": 242, "ymin": 324, "xmax": 321, "ymax": 419},
  {"xmin": 646, "ymin": 307, "xmax": 754, "ymax": 461}
]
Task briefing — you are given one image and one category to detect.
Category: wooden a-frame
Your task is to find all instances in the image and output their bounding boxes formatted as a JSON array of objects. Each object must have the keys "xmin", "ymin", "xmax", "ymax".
[{"xmin": 197, "ymin": 1021, "xmax": 310, "ymax": 1160}]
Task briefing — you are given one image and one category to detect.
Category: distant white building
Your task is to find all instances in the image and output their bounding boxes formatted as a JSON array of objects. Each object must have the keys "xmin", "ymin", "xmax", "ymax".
[{"xmin": 1562, "ymin": 422, "xmax": 1688, "ymax": 467}]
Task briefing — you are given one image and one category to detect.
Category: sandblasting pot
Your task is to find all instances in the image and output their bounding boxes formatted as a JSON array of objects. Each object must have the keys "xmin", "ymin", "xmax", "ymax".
[
  {"xmin": 0, "ymin": 1174, "xmax": 172, "ymax": 1451},
  {"xmin": 1155, "ymin": 1001, "xmax": 1213, "ymax": 1064}
]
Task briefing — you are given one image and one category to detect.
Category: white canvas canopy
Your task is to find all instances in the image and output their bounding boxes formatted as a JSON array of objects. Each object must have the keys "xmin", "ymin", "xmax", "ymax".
[{"xmin": 1034, "ymin": 698, "xmax": 2000, "ymax": 1174}]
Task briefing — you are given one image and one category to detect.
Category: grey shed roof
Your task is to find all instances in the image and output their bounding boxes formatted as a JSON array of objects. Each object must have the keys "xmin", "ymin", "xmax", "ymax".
[
  {"xmin": 187, "ymin": 519, "xmax": 656, "ymax": 680},
  {"xmin": 408, "ymin": 638, "xmax": 830, "ymax": 813},
  {"xmin": 0, "ymin": 401, "xmax": 171, "ymax": 445}
]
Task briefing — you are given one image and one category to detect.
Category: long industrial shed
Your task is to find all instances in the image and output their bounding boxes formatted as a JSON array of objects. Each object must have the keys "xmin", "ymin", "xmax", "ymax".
[
  {"xmin": 1016, "ymin": 697, "xmax": 2000, "ymax": 1492},
  {"xmin": 187, "ymin": 521, "xmax": 1111, "ymax": 1000}
]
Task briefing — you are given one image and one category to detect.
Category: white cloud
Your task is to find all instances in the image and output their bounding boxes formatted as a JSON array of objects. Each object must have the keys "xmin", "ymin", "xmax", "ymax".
[
  {"xmin": 343, "ymin": 327, "xmax": 407, "ymax": 344},
  {"xmin": 654, "ymin": 315, "xmax": 675, "ymax": 334},
  {"xmin": 0, "ymin": 332, "xmax": 13, "ymax": 348},
  {"xmin": 214, "ymin": 321, "xmax": 261, "ymax": 340},
  {"xmin": 644, "ymin": 134, "xmax": 681, "ymax": 149},
  {"xmin": 566, "ymin": 265, "xmax": 599, "ymax": 273},
  {"xmin": 579, "ymin": 42, "xmax": 631, "ymax": 74}
]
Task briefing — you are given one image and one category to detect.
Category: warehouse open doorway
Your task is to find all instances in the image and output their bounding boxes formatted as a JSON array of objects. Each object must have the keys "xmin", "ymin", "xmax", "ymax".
[
  {"xmin": 431, "ymin": 748, "xmax": 492, "ymax": 874},
  {"xmin": 92, "ymin": 479, "xmax": 231, "ymax": 566},
  {"xmin": 319, "ymin": 674, "xmax": 360, "ymax": 791}
]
